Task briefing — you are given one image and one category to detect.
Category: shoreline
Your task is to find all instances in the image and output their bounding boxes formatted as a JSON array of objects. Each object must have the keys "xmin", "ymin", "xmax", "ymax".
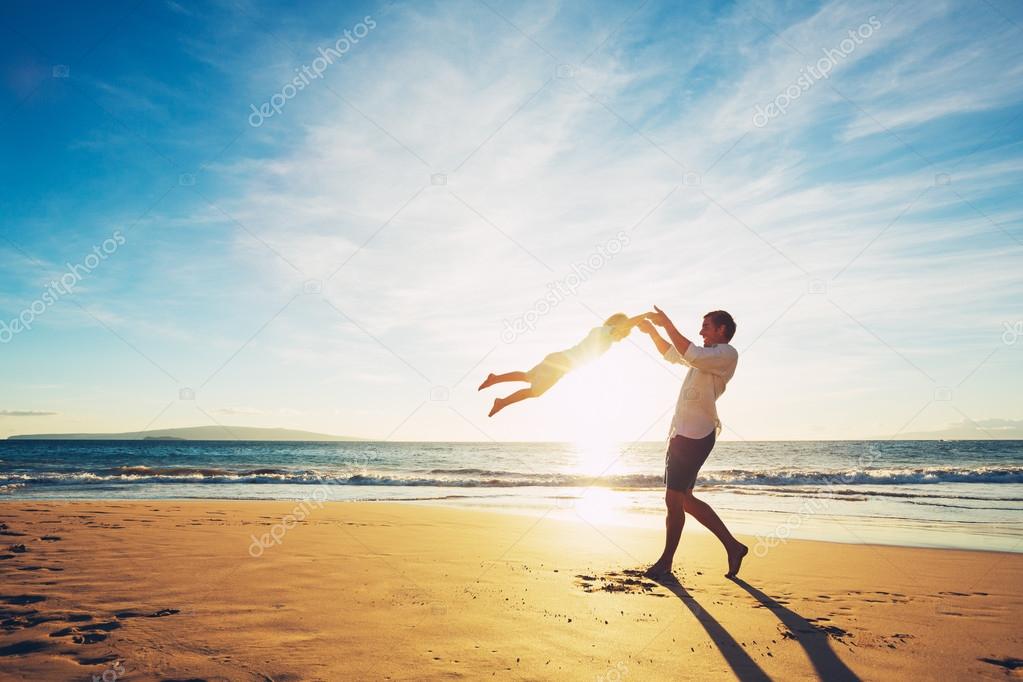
[
  {"xmin": 1, "ymin": 499, "xmax": 1021, "ymax": 679},
  {"xmin": 3, "ymin": 493, "xmax": 1021, "ymax": 555}
]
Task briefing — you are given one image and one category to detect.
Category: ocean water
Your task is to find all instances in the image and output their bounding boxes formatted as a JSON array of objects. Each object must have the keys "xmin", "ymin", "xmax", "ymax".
[{"xmin": 1, "ymin": 440, "xmax": 1021, "ymax": 553}]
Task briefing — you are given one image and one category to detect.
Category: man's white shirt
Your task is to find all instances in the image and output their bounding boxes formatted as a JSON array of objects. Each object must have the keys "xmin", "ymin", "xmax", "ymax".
[{"xmin": 662, "ymin": 342, "xmax": 738, "ymax": 440}]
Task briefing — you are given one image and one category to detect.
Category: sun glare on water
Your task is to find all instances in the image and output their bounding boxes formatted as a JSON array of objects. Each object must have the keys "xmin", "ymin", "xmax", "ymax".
[{"xmin": 561, "ymin": 419, "xmax": 635, "ymax": 527}]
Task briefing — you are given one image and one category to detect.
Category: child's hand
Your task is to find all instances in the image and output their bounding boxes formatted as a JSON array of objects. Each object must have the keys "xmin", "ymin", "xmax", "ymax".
[
  {"xmin": 646, "ymin": 306, "xmax": 669, "ymax": 327},
  {"xmin": 636, "ymin": 319, "xmax": 655, "ymax": 334}
]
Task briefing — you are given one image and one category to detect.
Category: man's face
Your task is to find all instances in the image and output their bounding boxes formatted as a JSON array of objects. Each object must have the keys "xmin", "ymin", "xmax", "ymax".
[{"xmin": 699, "ymin": 317, "xmax": 727, "ymax": 345}]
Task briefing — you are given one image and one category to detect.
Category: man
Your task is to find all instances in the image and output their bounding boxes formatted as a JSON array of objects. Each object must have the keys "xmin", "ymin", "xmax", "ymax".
[{"xmin": 637, "ymin": 305, "xmax": 748, "ymax": 579}]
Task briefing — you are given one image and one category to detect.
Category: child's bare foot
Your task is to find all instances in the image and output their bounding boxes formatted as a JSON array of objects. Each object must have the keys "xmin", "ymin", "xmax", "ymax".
[
  {"xmin": 488, "ymin": 398, "xmax": 505, "ymax": 417},
  {"xmin": 478, "ymin": 373, "xmax": 497, "ymax": 391},
  {"xmin": 725, "ymin": 542, "xmax": 748, "ymax": 578}
]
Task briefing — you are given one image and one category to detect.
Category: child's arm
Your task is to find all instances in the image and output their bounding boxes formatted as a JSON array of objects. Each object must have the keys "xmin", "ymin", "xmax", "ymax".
[{"xmin": 622, "ymin": 314, "xmax": 648, "ymax": 332}]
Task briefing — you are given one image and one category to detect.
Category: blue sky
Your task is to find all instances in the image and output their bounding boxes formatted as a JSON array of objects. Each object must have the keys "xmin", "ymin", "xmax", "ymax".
[{"xmin": 1, "ymin": 0, "xmax": 1021, "ymax": 441}]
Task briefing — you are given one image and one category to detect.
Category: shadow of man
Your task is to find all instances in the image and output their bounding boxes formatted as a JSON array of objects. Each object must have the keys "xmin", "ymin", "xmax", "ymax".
[
  {"xmin": 652, "ymin": 574, "xmax": 772, "ymax": 682},
  {"xmin": 728, "ymin": 577, "xmax": 860, "ymax": 682}
]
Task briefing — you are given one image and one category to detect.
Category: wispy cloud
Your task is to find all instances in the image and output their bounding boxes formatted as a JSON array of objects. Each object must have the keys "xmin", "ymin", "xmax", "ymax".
[{"xmin": 0, "ymin": 410, "xmax": 59, "ymax": 417}]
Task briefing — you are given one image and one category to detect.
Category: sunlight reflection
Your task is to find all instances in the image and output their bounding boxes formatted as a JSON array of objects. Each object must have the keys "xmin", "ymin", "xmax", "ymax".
[
  {"xmin": 570, "ymin": 487, "xmax": 631, "ymax": 527},
  {"xmin": 560, "ymin": 440, "xmax": 635, "ymax": 527},
  {"xmin": 567, "ymin": 436, "xmax": 630, "ymax": 478}
]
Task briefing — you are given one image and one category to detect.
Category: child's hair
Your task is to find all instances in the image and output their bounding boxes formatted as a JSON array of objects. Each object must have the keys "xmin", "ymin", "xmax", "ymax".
[{"xmin": 603, "ymin": 313, "xmax": 629, "ymax": 329}]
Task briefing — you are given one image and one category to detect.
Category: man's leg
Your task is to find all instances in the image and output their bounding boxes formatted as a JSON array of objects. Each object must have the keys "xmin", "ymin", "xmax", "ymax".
[
  {"xmin": 681, "ymin": 490, "xmax": 748, "ymax": 577},
  {"xmin": 645, "ymin": 488, "xmax": 686, "ymax": 577}
]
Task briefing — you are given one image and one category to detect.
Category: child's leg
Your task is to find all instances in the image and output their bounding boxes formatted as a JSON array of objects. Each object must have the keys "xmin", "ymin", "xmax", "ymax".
[
  {"xmin": 489, "ymin": 387, "xmax": 535, "ymax": 417},
  {"xmin": 478, "ymin": 371, "xmax": 528, "ymax": 390}
]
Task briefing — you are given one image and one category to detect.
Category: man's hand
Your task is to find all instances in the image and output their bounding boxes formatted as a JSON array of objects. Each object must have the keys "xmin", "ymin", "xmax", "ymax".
[
  {"xmin": 638, "ymin": 317, "xmax": 672, "ymax": 356},
  {"xmin": 645, "ymin": 305, "xmax": 670, "ymax": 327},
  {"xmin": 649, "ymin": 305, "xmax": 694, "ymax": 355}
]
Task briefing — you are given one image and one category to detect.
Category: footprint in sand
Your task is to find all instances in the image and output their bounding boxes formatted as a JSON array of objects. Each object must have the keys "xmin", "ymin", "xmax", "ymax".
[
  {"xmin": 574, "ymin": 570, "xmax": 668, "ymax": 596},
  {"xmin": 880, "ymin": 633, "xmax": 914, "ymax": 649},
  {"xmin": 0, "ymin": 640, "xmax": 54, "ymax": 657},
  {"xmin": 0, "ymin": 594, "xmax": 47, "ymax": 606},
  {"xmin": 2, "ymin": 611, "xmax": 95, "ymax": 630},
  {"xmin": 114, "ymin": 608, "xmax": 180, "ymax": 619},
  {"xmin": 50, "ymin": 621, "xmax": 122, "ymax": 637},
  {"xmin": 0, "ymin": 522, "xmax": 26, "ymax": 536},
  {"xmin": 780, "ymin": 621, "xmax": 850, "ymax": 642},
  {"xmin": 76, "ymin": 653, "xmax": 121, "ymax": 665}
]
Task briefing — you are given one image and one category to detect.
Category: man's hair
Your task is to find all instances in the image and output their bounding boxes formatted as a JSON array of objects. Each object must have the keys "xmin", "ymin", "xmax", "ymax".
[{"xmin": 704, "ymin": 310, "xmax": 736, "ymax": 341}]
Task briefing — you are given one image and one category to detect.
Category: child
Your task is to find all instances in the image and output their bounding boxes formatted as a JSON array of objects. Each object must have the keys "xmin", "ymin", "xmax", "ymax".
[{"xmin": 479, "ymin": 313, "xmax": 644, "ymax": 417}]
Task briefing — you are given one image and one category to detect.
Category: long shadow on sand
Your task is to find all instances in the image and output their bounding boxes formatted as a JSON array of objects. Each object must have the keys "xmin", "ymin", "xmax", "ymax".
[
  {"xmin": 652, "ymin": 574, "xmax": 772, "ymax": 682},
  {"xmin": 728, "ymin": 577, "xmax": 860, "ymax": 682}
]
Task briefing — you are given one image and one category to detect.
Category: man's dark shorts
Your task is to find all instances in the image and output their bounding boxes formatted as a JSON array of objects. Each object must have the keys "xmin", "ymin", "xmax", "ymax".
[{"xmin": 664, "ymin": 431, "xmax": 716, "ymax": 492}]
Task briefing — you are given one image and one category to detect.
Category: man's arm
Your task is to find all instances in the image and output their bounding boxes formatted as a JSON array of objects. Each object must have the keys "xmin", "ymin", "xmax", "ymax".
[
  {"xmin": 636, "ymin": 318, "xmax": 673, "ymax": 356},
  {"xmin": 646, "ymin": 305, "xmax": 693, "ymax": 355}
]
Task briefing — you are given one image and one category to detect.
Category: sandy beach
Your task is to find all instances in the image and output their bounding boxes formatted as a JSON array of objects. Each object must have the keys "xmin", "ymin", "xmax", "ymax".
[{"xmin": 0, "ymin": 500, "xmax": 1020, "ymax": 681}]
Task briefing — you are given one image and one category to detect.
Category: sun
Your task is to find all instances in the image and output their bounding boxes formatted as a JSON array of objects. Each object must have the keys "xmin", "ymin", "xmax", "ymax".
[{"xmin": 545, "ymin": 360, "xmax": 640, "ymax": 450}]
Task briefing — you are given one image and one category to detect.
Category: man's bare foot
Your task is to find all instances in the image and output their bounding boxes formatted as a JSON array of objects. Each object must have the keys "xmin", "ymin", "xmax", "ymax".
[
  {"xmin": 488, "ymin": 398, "xmax": 505, "ymax": 417},
  {"xmin": 725, "ymin": 542, "xmax": 748, "ymax": 578},
  {"xmin": 643, "ymin": 562, "xmax": 672, "ymax": 579},
  {"xmin": 478, "ymin": 373, "xmax": 497, "ymax": 391}
]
